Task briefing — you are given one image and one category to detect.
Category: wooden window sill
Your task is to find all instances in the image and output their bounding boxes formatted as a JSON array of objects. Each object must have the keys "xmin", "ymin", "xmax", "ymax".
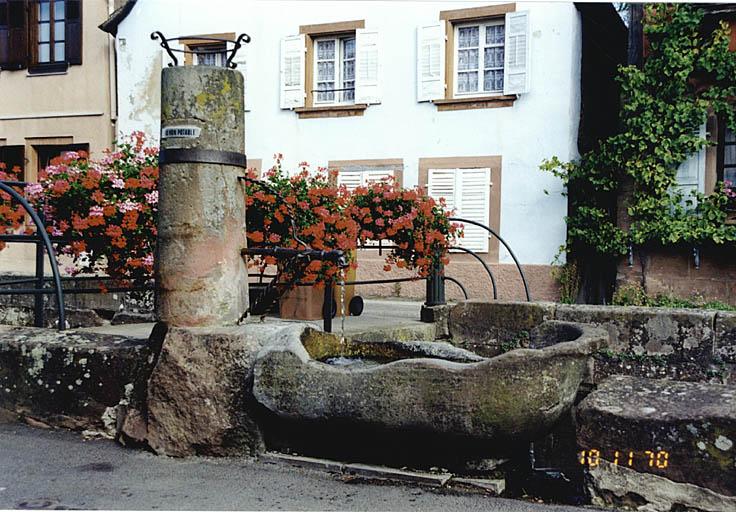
[
  {"xmin": 433, "ymin": 95, "xmax": 517, "ymax": 111},
  {"xmin": 295, "ymin": 104, "xmax": 368, "ymax": 119}
]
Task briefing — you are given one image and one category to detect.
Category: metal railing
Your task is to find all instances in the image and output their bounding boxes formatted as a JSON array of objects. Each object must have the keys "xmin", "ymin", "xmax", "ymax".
[{"xmin": 0, "ymin": 180, "xmax": 65, "ymax": 330}]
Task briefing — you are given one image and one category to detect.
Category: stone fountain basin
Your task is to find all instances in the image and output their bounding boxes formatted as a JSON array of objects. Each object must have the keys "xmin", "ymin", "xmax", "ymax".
[{"xmin": 252, "ymin": 321, "xmax": 607, "ymax": 442}]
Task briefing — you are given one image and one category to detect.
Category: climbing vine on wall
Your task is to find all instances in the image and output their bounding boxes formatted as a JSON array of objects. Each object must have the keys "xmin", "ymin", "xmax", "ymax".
[{"xmin": 541, "ymin": 4, "xmax": 736, "ymax": 259}]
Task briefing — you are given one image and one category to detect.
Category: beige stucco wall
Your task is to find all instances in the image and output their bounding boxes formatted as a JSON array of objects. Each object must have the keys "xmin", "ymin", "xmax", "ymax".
[
  {"xmin": 0, "ymin": 0, "xmax": 116, "ymax": 274},
  {"xmin": 0, "ymin": 0, "xmax": 115, "ymax": 174}
]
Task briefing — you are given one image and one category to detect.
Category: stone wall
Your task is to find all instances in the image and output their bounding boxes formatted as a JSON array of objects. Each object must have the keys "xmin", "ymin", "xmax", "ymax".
[
  {"xmin": 446, "ymin": 301, "xmax": 736, "ymax": 384},
  {"xmin": 616, "ymin": 244, "xmax": 736, "ymax": 305}
]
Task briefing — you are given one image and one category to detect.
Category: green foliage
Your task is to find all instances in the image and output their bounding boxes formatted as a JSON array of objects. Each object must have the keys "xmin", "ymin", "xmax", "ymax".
[
  {"xmin": 542, "ymin": 4, "xmax": 736, "ymax": 259},
  {"xmin": 612, "ymin": 282, "xmax": 736, "ymax": 311},
  {"xmin": 611, "ymin": 282, "xmax": 649, "ymax": 306},
  {"xmin": 551, "ymin": 261, "xmax": 581, "ymax": 304}
]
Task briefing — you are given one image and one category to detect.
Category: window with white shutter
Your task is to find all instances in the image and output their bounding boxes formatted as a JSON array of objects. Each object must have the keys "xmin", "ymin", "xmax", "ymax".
[
  {"xmin": 428, "ymin": 168, "xmax": 491, "ymax": 253},
  {"xmin": 673, "ymin": 123, "xmax": 706, "ymax": 209},
  {"xmin": 355, "ymin": 28, "xmax": 381, "ymax": 104}
]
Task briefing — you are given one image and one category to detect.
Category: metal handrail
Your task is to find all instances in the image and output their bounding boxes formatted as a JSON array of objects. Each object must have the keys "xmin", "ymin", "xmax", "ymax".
[
  {"xmin": 0, "ymin": 180, "xmax": 66, "ymax": 329},
  {"xmin": 449, "ymin": 216, "xmax": 531, "ymax": 301}
]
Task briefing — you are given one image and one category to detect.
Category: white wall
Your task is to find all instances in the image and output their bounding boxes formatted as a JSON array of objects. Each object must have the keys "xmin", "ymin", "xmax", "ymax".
[{"xmin": 114, "ymin": 0, "xmax": 581, "ymax": 265}]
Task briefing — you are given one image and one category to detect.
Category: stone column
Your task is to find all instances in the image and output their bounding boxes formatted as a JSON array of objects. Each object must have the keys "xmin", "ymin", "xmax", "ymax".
[{"xmin": 156, "ymin": 66, "xmax": 248, "ymax": 326}]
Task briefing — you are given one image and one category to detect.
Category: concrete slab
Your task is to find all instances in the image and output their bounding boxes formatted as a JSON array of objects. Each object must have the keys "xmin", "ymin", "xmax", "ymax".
[{"xmin": 73, "ymin": 299, "xmax": 429, "ymax": 341}]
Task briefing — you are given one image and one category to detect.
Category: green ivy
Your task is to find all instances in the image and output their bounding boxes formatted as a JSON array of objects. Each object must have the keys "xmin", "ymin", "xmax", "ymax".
[{"xmin": 541, "ymin": 4, "xmax": 736, "ymax": 259}]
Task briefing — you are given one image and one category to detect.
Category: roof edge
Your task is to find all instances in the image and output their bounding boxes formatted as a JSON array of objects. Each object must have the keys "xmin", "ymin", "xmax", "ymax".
[{"xmin": 99, "ymin": 0, "xmax": 138, "ymax": 36}]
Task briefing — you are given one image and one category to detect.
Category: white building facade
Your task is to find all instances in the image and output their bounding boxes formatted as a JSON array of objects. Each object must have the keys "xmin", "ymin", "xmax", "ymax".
[{"xmin": 105, "ymin": 0, "xmax": 611, "ymax": 301}]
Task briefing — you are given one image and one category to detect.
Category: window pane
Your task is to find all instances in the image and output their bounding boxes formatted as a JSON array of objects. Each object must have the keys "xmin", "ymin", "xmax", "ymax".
[
  {"xmin": 54, "ymin": 21, "xmax": 65, "ymax": 41},
  {"xmin": 726, "ymin": 127, "xmax": 736, "ymax": 144},
  {"xmin": 39, "ymin": 23, "xmax": 50, "ymax": 42},
  {"xmin": 486, "ymin": 24, "xmax": 504, "ymax": 45},
  {"xmin": 484, "ymin": 69, "xmax": 503, "ymax": 92},
  {"xmin": 343, "ymin": 59, "xmax": 354, "ymax": 82},
  {"xmin": 457, "ymin": 71, "xmax": 478, "ymax": 93},
  {"xmin": 54, "ymin": 0, "xmax": 65, "ymax": 20},
  {"xmin": 316, "ymin": 82, "xmax": 335, "ymax": 102},
  {"xmin": 343, "ymin": 38, "xmax": 355, "ymax": 59},
  {"xmin": 484, "ymin": 47, "xmax": 504, "ymax": 69},
  {"xmin": 458, "ymin": 49, "xmax": 478, "ymax": 71},
  {"xmin": 458, "ymin": 26, "xmax": 479, "ymax": 48},
  {"xmin": 317, "ymin": 61, "xmax": 335, "ymax": 81},
  {"xmin": 725, "ymin": 168, "xmax": 736, "ymax": 184},
  {"xmin": 54, "ymin": 41, "xmax": 64, "ymax": 61},
  {"xmin": 317, "ymin": 40, "xmax": 335, "ymax": 60},
  {"xmin": 39, "ymin": 1, "xmax": 50, "ymax": 22},
  {"xmin": 725, "ymin": 143, "xmax": 736, "ymax": 167},
  {"xmin": 343, "ymin": 81, "xmax": 354, "ymax": 102},
  {"xmin": 38, "ymin": 42, "xmax": 50, "ymax": 62}
]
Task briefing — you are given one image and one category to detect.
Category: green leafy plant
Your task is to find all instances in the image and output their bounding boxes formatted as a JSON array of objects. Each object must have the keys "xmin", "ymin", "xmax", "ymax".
[
  {"xmin": 542, "ymin": 4, "xmax": 736, "ymax": 261},
  {"xmin": 551, "ymin": 261, "xmax": 581, "ymax": 304}
]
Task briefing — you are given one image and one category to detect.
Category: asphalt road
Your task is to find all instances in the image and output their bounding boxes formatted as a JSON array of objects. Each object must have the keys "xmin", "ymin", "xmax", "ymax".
[{"xmin": 0, "ymin": 423, "xmax": 593, "ymax": 511}]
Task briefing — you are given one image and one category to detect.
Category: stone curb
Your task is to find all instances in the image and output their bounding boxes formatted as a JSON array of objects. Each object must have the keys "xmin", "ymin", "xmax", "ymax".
[{"xmin": 261, "ymin": 452, "xmax": 506, "ymax": 493}]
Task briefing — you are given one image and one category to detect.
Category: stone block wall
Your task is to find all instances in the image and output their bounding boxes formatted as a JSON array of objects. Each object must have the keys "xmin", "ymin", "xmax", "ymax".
[
  {"xmin": 617, "ymin": 244, "xmax": 736, "ymax": 305},
  {"xmin": 446, "ymin": 301, "xmax": 736, "ymax": 384}
]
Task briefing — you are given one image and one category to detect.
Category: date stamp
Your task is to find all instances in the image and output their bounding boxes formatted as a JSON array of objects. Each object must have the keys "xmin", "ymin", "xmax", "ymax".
[{"xmin": 579, "ymin": 449, "xmax": 670, "ymax": 469}]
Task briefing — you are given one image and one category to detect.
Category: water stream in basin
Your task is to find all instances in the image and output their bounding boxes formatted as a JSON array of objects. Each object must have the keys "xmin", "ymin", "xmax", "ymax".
[{"xmin": 339, "ymin": 268, "xmax": 346, "ymax": 344}]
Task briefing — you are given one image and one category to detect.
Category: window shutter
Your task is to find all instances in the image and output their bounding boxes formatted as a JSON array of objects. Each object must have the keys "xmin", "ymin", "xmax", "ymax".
[
  {"xmin": 337, "ymin": 170, "xmax": 363, "ymax": 193},
  {"xmin": 4, "ymin": 0, "xmax": 27, "ymax": 70},
  {"xmin": 503, "ymin": 11, "xmax": 530, "ymax": 95},
  {"xmin": 280, "ymin": 34, "xmax": 305, "ymax": 109},
  {"xmin": 231, "ymin": 50, "xmax": 248, "ymax": 111},
  {"xmin": 416, "ymin": 23, "xmax": 445, "ymax": 102},
  {"xmin": 428, "ymin": 168, "xmax": 491, "ymax": 253},
  {"xmin": 355, "ymin": 28, "xmax": 381, "ymax": 105},
  {"xmin": 363, "ymin": 169, "xmax": 393, "ymax": 185},
  {"xmin": 65, "ymin": 0, "xmax": 82, "ymax": 65},
  {"xmin": 674, "ymin": 123, "xmax": 707, "ymax": 208},
  {"xmin": 456, "ymin": 168, "xmax": 491, "ymax": 253},
  {"xmin": 0, "ymin": 1, "xmax": 9, "ymax": 67},
  {"xmin": 427, "ymin": 169, "xmax": 457, "ymax": 212}
]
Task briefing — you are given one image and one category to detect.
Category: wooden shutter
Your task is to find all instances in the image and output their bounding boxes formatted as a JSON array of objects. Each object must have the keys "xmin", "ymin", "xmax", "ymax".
[
  {"xmin": 0, "ymin": 1, "xmax": 9, "ymax": 67},
  {"xmin": 231, "ymin": 49, "xmax": 248, "ymax": 111},
  {"xmin": 674, "ymin": 123, "xmax": 707, "ymax": 209},
  {"xmin": 355, "ymin": 28, "xmax": 380, "ymax": 104},
  {"xmin": 456, "ymin": 168, "xmax": 491, "ymax": 253},
  {"xmin": 503, "ymin": 11, "xmax": 530, "ymax": 95},
  {"xmin": 337, "ymin": 170, "xmax": 363, "ymax": 192},
  {"xmin": 427, "ymin": 169, "xmax": 457, "ymax": 211},
  {"xmin": 416, "ymin": 23, "xmax": 445, "ymax": 102},
  {"xmin": 428, "ymin": 168, "xmax": 491, "ymax": 253},
  {"xmin": 65, "ymin": 0, "xmax": 82, "ymax": 65},
  {"xmin": 4, "ymin": 0, "xmax": 27, "ymax": 70},
  {"xmin": 279, "ymin": 34, "xmax": 305, "ymax": 109}
]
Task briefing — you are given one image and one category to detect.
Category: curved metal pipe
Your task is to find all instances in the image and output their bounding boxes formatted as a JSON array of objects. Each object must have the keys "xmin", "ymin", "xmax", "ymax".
[
  {"xmin": 443, "ymin": 276, "xmax": 469, "ymax": 300},
  {"xmin": 449, "ymin": 217, "xmax": 531, "ymax": 301},
  {"xmin": 449, "ymin": 245, "xmax": 498, "ymax": 300},
  {"xmin": 0, "ymin": 182, "xmax": 66, "ymax": 329}
]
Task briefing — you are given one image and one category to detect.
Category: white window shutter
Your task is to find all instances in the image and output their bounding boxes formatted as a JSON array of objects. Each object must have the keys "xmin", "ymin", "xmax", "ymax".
[
  {"xmin": 503, "ymin": 11, "xmax": 530, "ymax": 95},
  {"xmin": 427, "ymin": 169, "xmax": 457, "ymax": 212},
  {"xmin": 416, "ymin": 23, "xmax": 446, "ymax": 102},
  {"xmin": 337, "ymin": 170, "xmax": 363, "ymax": 193},
  {"xmin": 674, "ymin": 123, "xmax": 707, "ymax": 208},
  {"xmin": 355, "ymin": 28, "xmax": 381, "ymax": 105},
  {"xmin": 363, "ymin": 169, "xmax": 394, "ymax": 185},
  {"xmin": 280, "ymin": 34, "xmax": 306, "ymax": 109},
  {"xmin": 230, "ymin": 51, "xmax": 249, "ymax": 111},
  {"xmin": 456, "ymin": 168, "xmax": 491, "ymax": 253}
]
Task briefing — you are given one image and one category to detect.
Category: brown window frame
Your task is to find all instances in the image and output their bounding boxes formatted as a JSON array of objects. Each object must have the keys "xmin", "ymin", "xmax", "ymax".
[
  {"xmin": 179, "ymin": 32, "xmax": 236, "ymax": 67},
  {"xmin": 418, "ymin": 156, "xmax": 502, "ymax": 260},
  {"xmin": 434, "ymin": 3, "xmax": 517, "ymax": 111},
  {"xmin": 296, "ymin": 20, "xmax": 368, "ymax": 119},
  {"xmin": 717, "ymin": 114, "xmax": 736, "ymax": 185}
]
